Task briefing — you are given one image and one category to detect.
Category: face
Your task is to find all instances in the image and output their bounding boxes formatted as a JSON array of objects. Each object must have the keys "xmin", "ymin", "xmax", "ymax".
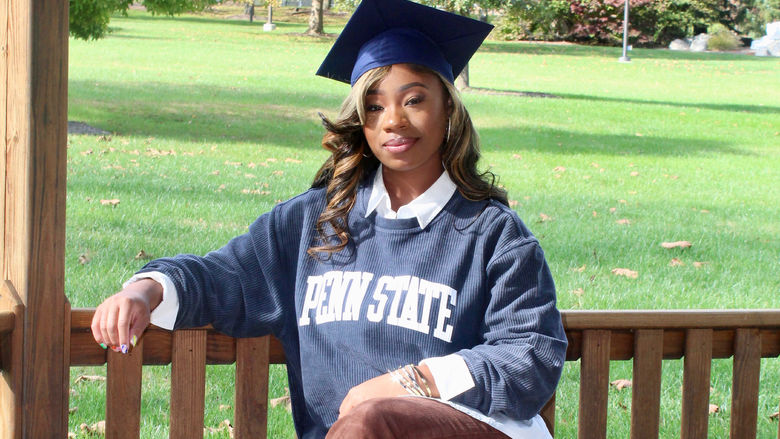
[{"xmin": 362, "ymin": 64, "xmax": 450, "ymax": 184}]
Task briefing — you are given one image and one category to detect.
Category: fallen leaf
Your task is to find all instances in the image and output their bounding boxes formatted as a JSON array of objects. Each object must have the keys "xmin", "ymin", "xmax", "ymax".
[
  {"xmin": 539, "ymin": 213, "xmax": 553, "ymax": 222},
  {"xmin": 244, "ymin": 173, "xmax": 256, "ymax": 179},
  {"xmin": 592, "ymin": 211, "xmax": 597, "ymax": 217},
  {"xmin": 573, "ymin": 265, "xmax": 586, "ymax": 272},
  {"xmin": 553, "ymin": 166, "xmax": 566, "ymax": 173},
  {"xmin": 630, "ymin": 171, "xmax": 639, "ymax": 177},
  {"xmin": 615, "ymin": 219, "xmax": 631, "ymax": 225},
  {"xmin": 635, "ymin": 132, "xmax": 643, "ymax": 137},
  {"xmin": 609, "ymin": 207, "xmax": 617, "ymax": 213},
  {"xmin": 661, "ymin": 241, "xmax": 692, "ymax": 249},
  {"xmin": 78, "ymin": 254, "xmax": 91, "ymax": 265},
  {"xmin": 770, "ymin": 411, "xmax": 779, "ymax": 420},
  {"xmin": 591, "ymin": 162, "xmax": 599, "ymax": 168},
  {"xmin": 611, "ymin": 268, "xmax": 638, "ymax": 279},
  {"xmin": 247, "ymin": 162, "xmax": 257, "ymax": 168},
  {"xmin": 266, "ymin": 158, "xmax": 277, "ymax": 163},
  {"xmin": 700, "ymin": 209, "xmax": 709, "ymax": 214},
  {"xmin": 135, "ymin": 250, "xmax": 151, "ymax": 260},
  {"xmin": 709, "ymin": 404, "xmax": 719, "ymax": 414},
  {"xmin": 610, "ymin": 379, "xmax": 632, "ymax": 390},
  {"xmin": 512, "ymin": 154, "xmax": 522, "ymax": 159},
  {"xmin": 219, "ymin": 404, "xmax": 231, "ymax": 411},
  {"xmin": 618, "ymin": 199, "xmax": 627, "ymax": 204},
  {"xmin": 669, "ymin": 258, "xmax": 684, "ymax": 266},
  {"xmin": 204, "ymin": 419, "xmax": 234, "ymax": 436},
  {"xmin": 74, "ymin": 375, "xmax": 106, "ymax": 384},
  {"xmin": 272, "ymin": 170, "xmax": 284, "ymax": 176},
  {"xmin": 69, "ymin": 406, "xmax": 78, "ymax": 414},
  {"xmin": 224, "ymin": 161, "xmax": 242, "ymax": 166},
  {"xmin": 68, "ymin": 433, "xmax": 77, "ymax": 439},
  {"xmin": 508, "ymin": 200, "xmax": 519, "ymax": 208},
  {"xmin": 285, "ymin": 158, "xmax": 302, "ymax": 163},
  {"xmin": 80, "ymin": 149, "xmax": 93, "ymax": 156},
  {"xmin": 570, "ymin": 288, "xmax": 584, "ymax": 296},
  {"xmin": 80, "ymin": 420, "xmax": 105, "ymax": 435},
  {"xmin": 693, "ymin": 261, "xmax": 708, "ymax": 268},
  {"xmin": 583, "ymin": 175, "xmax": 591, "ymax": 180},
  {"xmin": 211, "ymin": 170, "xmax": 220, "ymax": 175},
  {"xmin": 271, "ymin": 388, "xmax": 293, "ymax": 412},
  {"xmin": 100, "ymin": 199, "xmax": 120, "ymax": 206}
]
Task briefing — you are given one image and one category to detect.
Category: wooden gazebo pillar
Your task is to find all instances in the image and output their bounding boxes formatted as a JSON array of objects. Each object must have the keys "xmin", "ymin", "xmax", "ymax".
[{"xmin": 1, "ymin": 0, "xmax": 69, "ymax": 437}]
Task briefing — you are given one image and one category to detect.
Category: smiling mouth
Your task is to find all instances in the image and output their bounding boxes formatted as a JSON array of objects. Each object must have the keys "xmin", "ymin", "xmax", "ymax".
[{"xmin": 383, "ymin": 137, "xmax": 417, "ymax": 152}]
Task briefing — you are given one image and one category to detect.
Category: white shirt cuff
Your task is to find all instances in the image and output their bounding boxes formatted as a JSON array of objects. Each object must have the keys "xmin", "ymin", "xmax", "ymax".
[
  {"xmin": 124, "ymin": 272, "xmax": 179, "ymax": 330},
  {"xmin": 420, "ymin": 353, "xmax": 475, "ymax": 401}
]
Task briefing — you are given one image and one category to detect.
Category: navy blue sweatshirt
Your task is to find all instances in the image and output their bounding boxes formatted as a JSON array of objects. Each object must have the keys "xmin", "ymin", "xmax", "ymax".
[{"xmin": 138, "ymin": 178, "xmax": 567, "ymax": 439}]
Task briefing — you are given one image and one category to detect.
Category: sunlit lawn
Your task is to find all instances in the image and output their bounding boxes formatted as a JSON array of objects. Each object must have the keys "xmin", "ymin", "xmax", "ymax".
[{"xmin": 66, "ymin": 7, "xmax": 779, "ymax": 438}]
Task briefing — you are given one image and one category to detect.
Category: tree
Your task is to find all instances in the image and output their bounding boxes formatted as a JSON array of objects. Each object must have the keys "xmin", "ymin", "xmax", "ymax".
[
  {"xmin": 308, "ymin": 0, "xmax": 325, "ymax": 35},
  {"xmin": 69, "ymin": 0, "xmax": 219, "ymax": 40}
]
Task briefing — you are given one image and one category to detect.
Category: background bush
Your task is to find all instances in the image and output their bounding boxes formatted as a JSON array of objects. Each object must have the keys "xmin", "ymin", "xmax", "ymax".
[{"xmin": 492, "ymin": 0, "xmax": 780, "ymax": 45}]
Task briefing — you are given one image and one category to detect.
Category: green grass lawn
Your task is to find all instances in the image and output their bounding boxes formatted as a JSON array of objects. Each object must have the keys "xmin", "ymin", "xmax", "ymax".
[{"xmin": 66, "ymin": 6, "xmax": 779, "ymax": 438}]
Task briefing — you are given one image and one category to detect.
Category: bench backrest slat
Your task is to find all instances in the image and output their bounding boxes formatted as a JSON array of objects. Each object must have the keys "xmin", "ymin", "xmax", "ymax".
[
  {"xmin": 578, "ymin": 329, "xmax": 611, "ymax": 438},
  {"xmin": 630, "ymin": 329, "xmax": 663, "ymax": 439},
  {"xmin": 234, "ymin": 336, "xmax": 270, "ymax": 439},
  {"xmin": 106, "ymin": 343, "xmax": 143, "ymax": 438},
  {"xmin": 730, "ymin": 328, "xmax": 761, "ymax": 439},
  {"xmin": 681, "ymin": 328, "xmax": 713, "ymax": 438},
  {"xmin": 170, "ymin": 330, "xmax": 207, "ymax": 438}
]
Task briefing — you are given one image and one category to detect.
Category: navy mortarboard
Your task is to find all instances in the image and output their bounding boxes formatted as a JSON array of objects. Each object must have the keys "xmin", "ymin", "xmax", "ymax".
[{"xmin": 316, "ymin": 0, "xmax": 493, "ymax": 85}]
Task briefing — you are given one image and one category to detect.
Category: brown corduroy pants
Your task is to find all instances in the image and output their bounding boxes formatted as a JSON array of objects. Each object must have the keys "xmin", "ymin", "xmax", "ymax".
[{"xmin": 326, "ymin": 397, "xmax": 511, "ymax": 439}]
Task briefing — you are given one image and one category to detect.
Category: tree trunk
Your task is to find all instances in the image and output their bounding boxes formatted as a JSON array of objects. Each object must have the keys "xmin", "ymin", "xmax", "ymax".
[
  {"xmin": 455, "ymin": 63, "xmax": 469, "ymax": 90},
  {"xmin": 308, "ymin": 0, "xmax": 324, "ymax": 35}
]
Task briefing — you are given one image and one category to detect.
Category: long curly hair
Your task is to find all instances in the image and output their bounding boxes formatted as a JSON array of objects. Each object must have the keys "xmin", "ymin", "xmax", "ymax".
[{"xmin": 308, "ymin": 64, "xmax": 507, "ymax": 258}]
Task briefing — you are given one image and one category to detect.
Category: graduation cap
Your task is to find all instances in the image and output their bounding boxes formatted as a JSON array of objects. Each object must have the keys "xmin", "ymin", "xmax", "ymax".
[{"xmin": 316, "ymin": 0, "xmax": 493, "ymax": 85}]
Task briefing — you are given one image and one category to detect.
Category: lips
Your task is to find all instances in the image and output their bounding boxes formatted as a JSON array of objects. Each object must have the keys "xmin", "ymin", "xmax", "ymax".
[{"xmin": 382, "ymin": 136, "xmax": 417, "ymax": 153}]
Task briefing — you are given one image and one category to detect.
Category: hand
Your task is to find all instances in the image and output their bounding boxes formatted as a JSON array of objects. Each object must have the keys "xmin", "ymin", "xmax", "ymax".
[
  {"xmin": 338, "ymin": 372, "xmax": 408, "ymax": 419},
  {"xmin": 338, "ymin": 364, "xmax": 440, "ymax": 418},
  {"xmin": 91, "ymin": 278, "xmax": 163, "ymax": 353}
]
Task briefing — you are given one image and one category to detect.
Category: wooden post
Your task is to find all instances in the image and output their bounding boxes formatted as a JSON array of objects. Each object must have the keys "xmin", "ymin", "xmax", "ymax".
[{"xmin": 0, "ymin": 0, "xmax": 70, "ymax": 437}]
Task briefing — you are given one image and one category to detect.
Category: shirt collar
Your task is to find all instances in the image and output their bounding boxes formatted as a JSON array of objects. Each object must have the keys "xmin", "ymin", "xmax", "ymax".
[{"xmin": 365, "ymin": 165, "xmax": 457, "ymax": 230}]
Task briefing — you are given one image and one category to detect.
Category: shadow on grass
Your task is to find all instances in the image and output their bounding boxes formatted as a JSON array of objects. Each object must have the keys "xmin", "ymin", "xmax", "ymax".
[
  {"xmin": 554, "ymin": 93, "xmax": 780, "ymax": 115},
  {"xmin": 70, "ymin": 79, "xmax": 751, "ymax": 157},
  {"xmin": 479, "ymin": 125, "xmax": 748, "ymax": 157},
  {"xmin": 480, "ymin": 41, "xmax": 772, "ymax": 62}
]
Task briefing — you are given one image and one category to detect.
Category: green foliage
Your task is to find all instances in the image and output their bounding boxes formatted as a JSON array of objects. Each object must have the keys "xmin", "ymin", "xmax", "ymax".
[
  {"xmin": 740, "ymin": 0, "xmax": 780, "ymax": 37},
  {"xmin": 707, "ymin": 22, "xmax": 742, "ymax": 49},
  {"xmin": 495, "ymin": 0, "xmax": 572, "ymax": 40},
  {"xmin": 69, "ymin": 0, "xmax": 219, "ymax": 40},
  {"xmin": 494, "ymin": 0, "xmax": 780, "ymax": 45},
  {"xmin": 69, "ymin": 0, "xmax": 132, "ymax": 40}
]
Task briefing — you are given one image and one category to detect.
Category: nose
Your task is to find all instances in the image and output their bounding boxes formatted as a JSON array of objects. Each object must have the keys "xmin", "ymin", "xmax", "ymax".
[{"xmin": 382, "ymin": 104, "xmax": 407, "ymax": 132}]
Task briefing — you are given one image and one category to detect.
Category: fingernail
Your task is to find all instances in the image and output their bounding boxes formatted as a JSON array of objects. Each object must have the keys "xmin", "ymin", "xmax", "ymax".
[
  {"xmin": 99, "ymin": 343, "xmax": 107, "ymax": 350},
  {"xmin": 111, "ymin": 346, "xmax": 121, "ymax": 353},
  {"xmin": 120, "ymin": 344, "xmax": 128, "ymax": 354},
  {"xmin": 131, "ymin": 335, "xmax": 138, "ymax": 347}
]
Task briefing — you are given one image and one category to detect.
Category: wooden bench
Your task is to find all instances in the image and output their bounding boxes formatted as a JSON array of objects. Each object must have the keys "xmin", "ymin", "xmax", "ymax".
[{"xmin": 3, "ymin": 290, "xmax": 780, "ymax": 438}]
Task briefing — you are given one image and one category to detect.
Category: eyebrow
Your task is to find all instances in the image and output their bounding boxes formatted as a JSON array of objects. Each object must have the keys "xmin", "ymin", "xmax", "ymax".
[{"xmin": 366, "ymin": 81, "xmax": 429, "ymax": 95}]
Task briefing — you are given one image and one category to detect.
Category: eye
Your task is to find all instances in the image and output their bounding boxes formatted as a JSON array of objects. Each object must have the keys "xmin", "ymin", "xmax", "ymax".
[
  {"xmin": 405, "ymin": 95, "xmax": 423, "ymax": 106},
  {"xmin": 366, "ymin": 104, "xmax": 383, "ymax": 112}
]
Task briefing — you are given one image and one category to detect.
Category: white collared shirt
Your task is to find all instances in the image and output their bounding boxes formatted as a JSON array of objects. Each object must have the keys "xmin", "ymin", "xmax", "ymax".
[{"xmin": 365, "ymin": 165, "xmax": 457, "ymax": 229}]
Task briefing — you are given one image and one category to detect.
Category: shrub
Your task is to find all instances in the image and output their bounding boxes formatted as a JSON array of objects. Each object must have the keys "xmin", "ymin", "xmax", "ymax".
[{"xmin": 707, "ymin": 22, "xmax": 742, "ymax": 50}]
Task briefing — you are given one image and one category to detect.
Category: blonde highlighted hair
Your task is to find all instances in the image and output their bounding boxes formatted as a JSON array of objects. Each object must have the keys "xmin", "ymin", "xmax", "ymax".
[{"xmin": 308, "ymin": 64, "xmax": 507, "ymax": 258}]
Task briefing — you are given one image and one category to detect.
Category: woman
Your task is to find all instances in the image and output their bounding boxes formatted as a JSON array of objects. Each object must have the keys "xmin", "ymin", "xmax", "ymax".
[{"xmin": 91, "ymin": 0, "xmax": 567, "ymax": 438}]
